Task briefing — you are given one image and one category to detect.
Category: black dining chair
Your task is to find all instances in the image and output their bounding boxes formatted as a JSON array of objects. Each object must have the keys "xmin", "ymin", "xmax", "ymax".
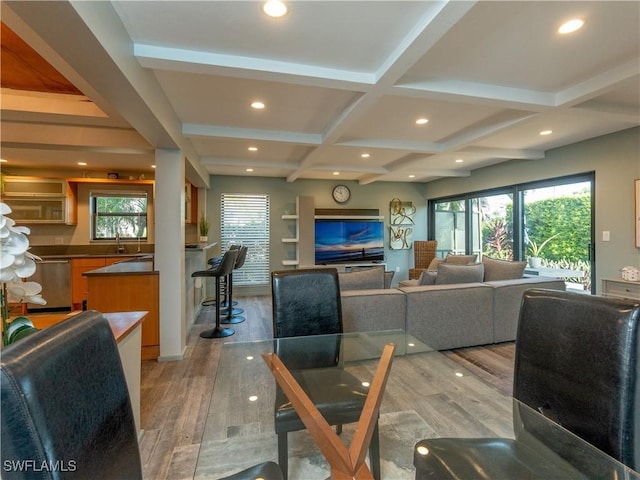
[
  {"xmin": 413, "ymin": 289, "xmax": 640, "ymax": 479},
  {"xmin": 270, "ymin": 268, "xmax": 381, "ymax": 480},
  {"xmin": 1, "ymin": 310, "xmax": 143, "ymax": 479},
  {"xmin": 219, "ymin": 461, "xmax": 283, "ymax": 480}
]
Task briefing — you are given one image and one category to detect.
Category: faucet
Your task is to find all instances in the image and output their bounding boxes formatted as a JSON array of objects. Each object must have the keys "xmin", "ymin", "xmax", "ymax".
[{"xmin": 116, "ymin": 233, "xmax": 125, "ymax": 254}]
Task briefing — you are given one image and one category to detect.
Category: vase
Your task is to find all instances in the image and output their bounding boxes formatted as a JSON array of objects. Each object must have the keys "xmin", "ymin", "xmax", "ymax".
[
  {"xmin": 199, "ymin": 236, "xmax": 208, "ymax": 244},
  {"xmin": 528, "ymin": 257, "xmax": 542, "ymax": 268}
]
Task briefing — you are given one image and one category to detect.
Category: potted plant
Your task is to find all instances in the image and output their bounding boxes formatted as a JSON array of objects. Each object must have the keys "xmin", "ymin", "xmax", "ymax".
[
  {"xmin": 199, "ymin": 213, "xmax": 209, "ymax": 244},
  {"xmin": 1, "ymin": 202, "xmax": 44, "ymax": 345},
  {"xmin": 526, "ymin": 233, "xmax": 559, "ymax": 268}
]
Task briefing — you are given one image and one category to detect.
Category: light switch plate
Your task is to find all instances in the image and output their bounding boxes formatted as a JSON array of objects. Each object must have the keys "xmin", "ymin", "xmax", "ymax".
[{"xmin": 602, "ymin": 231, "xmax": 610, "ymax": 241}]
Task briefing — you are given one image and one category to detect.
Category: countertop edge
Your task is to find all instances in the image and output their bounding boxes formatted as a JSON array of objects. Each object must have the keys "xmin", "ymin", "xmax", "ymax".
[{"xmin": 104, "ymin": 311, "xmax": 148, "ymax": 343}]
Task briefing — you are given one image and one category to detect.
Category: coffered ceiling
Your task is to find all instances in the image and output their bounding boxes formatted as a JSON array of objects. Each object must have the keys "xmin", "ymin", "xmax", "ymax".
[{"xmin": 1, "ymin": 1, "xmax": 638, "ymax": 187}]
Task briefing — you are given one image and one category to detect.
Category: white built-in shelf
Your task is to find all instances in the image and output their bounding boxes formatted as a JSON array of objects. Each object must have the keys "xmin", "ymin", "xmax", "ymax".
[
  {"xmin": 281, "ymin": 214, "xmax": 298, "ymax": 220},
  {"xmin": 282, "ymin": 238, "xmax": 299, "ymax": 243},
  {"xmin": 282, "ymin": 259, "xmax": 299, "ymax": 266},
  {"xmin": 315, "ymin": 215, "xmax": 384, "ymax": 220}
]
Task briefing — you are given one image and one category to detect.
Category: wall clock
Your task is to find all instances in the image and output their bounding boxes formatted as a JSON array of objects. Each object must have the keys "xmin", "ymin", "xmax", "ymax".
[{"xmin": 332, "ymin": 184, "xmax": 351, "ymax": 204}]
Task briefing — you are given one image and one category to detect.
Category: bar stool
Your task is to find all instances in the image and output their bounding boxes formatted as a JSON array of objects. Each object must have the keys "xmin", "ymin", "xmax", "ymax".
[
  {"xmin": 192, "ymin": 249, "xmax": 238, "ymax": 338},
  {"xmin": 221, "ymin": 245, "xmax": 248, "ymax": 325},
  {"xmin": 202, "ymin": 245, "xmax": 240, "ymax": 308}
]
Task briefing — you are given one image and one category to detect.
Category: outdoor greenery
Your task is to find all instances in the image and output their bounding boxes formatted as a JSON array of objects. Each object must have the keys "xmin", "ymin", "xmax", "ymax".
[
  {"xmin": 92, "ymin": 195, "xmax": 147, "ymax": 239},
  {"xmin": 523, "ymin": 195, "xmax": 591, "ymax": 263},
  {"xmin": 480, "ymin": 193, "xmax": 591, "ymax": 289}
]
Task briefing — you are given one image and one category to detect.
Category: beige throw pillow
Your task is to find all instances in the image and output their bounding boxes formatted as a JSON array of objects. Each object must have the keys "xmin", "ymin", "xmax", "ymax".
[
  {"xmin": 482, "ymin": 257, "xmax": 526, "ymax": 281},
  {"xmin": 427, "ymin": 257, "xmax": 445, "ymax": 270},
  {"xmin": 338, "ymin": 267, "xmax": 385, "ymax": 290},
  {"xmin": 435, "ymin": 262, "xmax": 484, "ymax": 285},
  {"xmin": 418, "ymin": 270, "xmax": 438, "ymax": 285},
  {"xmin": 445, "ymin": 253, "xmax": 478, "ymax": 265}
]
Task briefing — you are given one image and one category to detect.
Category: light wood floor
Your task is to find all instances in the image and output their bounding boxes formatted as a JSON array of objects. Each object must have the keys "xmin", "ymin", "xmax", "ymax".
[{"xmin": 139, "ymin": 295, "xmax": 515, "ymax": 480}]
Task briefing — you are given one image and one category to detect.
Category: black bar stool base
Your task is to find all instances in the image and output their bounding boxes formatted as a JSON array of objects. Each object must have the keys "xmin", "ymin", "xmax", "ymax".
[
  {"xmin": 203, "ymin": 299, "xmax": 238, "ymax": 308},
  {"xmin": 221, "ymin": 315, "xmax": 245, "ymax": 324},
  {"xmin": 200, "ymin": 327, "xmax": 235, "ymax": 338},
  {"xmin": 220, "ymin": 307, "xmax": 244, "ymax": 316}
]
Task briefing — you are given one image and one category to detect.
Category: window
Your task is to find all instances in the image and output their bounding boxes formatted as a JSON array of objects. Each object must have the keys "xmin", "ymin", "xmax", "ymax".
[
  {"xmin": 221, "ymin": 193, "xmax": 270, "ymax": 286},
  {"xmin": 91, "ymin": 191, "xmax": 148, "ymax": 240},
  {"xmin": 428, "ymin": 173, "xmax": 594, "ymax": 292}
]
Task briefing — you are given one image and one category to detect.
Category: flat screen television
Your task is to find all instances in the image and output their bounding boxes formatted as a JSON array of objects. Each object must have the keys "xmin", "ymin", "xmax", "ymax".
[{"xmin": 315, "ymin": 220, "xmax": 385, "ymax": 265}]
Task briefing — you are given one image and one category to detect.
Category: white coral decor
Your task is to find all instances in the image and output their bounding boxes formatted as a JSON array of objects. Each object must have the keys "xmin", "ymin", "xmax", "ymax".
[{"xmin": 1, "ymin": 202, "xmax": 45, "ymax": 345}]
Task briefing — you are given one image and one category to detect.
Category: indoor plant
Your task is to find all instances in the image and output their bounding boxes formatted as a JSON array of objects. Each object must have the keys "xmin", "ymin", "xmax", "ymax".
[
  {"xmin": 199, "ymin": 213, "xmax": 209, "ymax": 243},
  {"xmin": 526, "ymin": 233, "xmax": 559, "ymax": 268},
  {"xmin": 1, "ymin": 202, "xmax": 44, "ymax": 345}
]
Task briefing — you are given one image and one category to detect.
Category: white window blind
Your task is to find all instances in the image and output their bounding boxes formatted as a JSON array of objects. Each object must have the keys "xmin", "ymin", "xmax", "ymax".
[{"xmin": 220, "ymin": 193, "xmax": 270, "ymax": 286}]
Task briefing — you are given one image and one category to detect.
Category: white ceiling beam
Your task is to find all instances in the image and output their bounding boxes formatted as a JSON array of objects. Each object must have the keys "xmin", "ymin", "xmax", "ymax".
[
  {"xmin": 460, "ymin": 146, "xmax": 545, "ymax": 160},
  {"xmin": 393, "ymin": 81, "xmax": 554, "ymax": 111},
  {"xmin": 556, "ymin": 60, "xmax": 640, "ymax": 107},
  {"xmin": 200, "ymin": 157, "xmax": 293, "ymax": 170},
  {"xmin": 134, "ymin": 44, "xmax": 375, "ymax": 91},
  {"xmin": 182, "ymin": 124, "xmax": 322, "ymax": 145},
  {"xmin": 335, "ymin": 138, "xmax": 443, "ymax": 153}
]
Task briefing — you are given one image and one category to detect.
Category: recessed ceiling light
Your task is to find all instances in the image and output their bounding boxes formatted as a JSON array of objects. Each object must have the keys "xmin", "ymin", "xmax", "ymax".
[
  {"xmin": 408, "ymin": 174, "xmax": 415, "ymax": 178},
  {"xmin": 333, "ymin": 171, "xmax": 340, "ymax": 176},
  {"xmin": 558, "ymin": 18, "xmax": 584, "ymax": 34},
  {"xmin": 248, "ymin": 146, "xmax": 258, "ymax": 152},
  {"xmin": 262, "ymin": 1, "xmax": 288, "ymax": 17},
  {"xmin": 455, "ymin": 159, "xmax": 464, "ymax": 163},
  {"xmin": 361, "ymin": 153, "xmax": 370, "ymax": 158},
  {"xmin": 0, "ymin": 159, "xmax": 7, "ymax": 163},
  {"xmin": 151, "ymin": 165, "xmax": 156, "ymax": 169},
  {"xmin": 246, "ymin": 168, "xmax": 254, "ymax": 172},
  {"xmin": 77, "ymin": 161, "xmax": 87, "ymax": 166},
  {"xmin": 251, "ymin": 101, "xmax": 265, "ymax": 110},
  {"xmin": 415, "ymin": 118, "xmax": 428, "ymax": 125},
  {"xmin": 540, "ymin": 130, "xmax": 553, "ymax": 136}
]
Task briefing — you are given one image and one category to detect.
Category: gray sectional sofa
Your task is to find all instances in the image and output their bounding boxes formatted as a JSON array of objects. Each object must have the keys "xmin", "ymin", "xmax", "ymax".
[{"xmin": 338, "ymin": 258, "xmax": 566, "ymax": 350}]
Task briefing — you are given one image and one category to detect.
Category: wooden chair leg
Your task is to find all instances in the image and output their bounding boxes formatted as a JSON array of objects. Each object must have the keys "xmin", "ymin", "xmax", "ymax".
[{"xmin": 263, "ymin": 343, "xmax": 396, "ymax": 480}]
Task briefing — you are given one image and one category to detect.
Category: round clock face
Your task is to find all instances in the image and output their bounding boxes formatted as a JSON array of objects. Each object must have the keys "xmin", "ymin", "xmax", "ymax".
[{"xmin": 332, "ymin": 184, "xmax": 351, "ymax": 204}]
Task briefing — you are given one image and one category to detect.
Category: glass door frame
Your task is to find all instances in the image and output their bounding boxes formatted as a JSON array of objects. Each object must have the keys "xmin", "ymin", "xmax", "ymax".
[{"xmin": 428, "ymin": 172, "xmax": 595, "ymax": 293}]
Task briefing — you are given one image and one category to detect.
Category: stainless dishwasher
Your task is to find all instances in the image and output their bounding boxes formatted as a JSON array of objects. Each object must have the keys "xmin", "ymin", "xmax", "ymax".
[{"xmin": 27, "ymin": 259, "xmax": 72, "ymax": 311}]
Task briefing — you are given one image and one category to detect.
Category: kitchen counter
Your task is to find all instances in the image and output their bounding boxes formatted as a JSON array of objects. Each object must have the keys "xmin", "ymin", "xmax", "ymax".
[
  {"xmin": 184, "ymin": 242, "xmax": 217, "ymax": 252},
  {"xmin": 39, "ymin": 253, "xmax": 152, "ymax": 260},
  {"xmin": 82, "ymin": 258, "xmax": 157, "ymax": 276},
  {"xmin": 84, "ymin": 260, "xmax": 160, "ymax": 360}
]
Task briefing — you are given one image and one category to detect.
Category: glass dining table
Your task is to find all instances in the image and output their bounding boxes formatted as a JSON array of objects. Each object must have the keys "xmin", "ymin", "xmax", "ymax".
[{"xmin": 194, "ymin": 330, "xmax": 639, "ymax": 479}]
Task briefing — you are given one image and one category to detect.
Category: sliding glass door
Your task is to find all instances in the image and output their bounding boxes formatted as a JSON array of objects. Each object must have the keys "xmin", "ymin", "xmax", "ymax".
[
  {"xmin": 520, "ymin": 179, "xmax": 593, "ymax": 292},
  {"xmin": 428, "ymin": 173, "xmax": 594, "ymax": 292}
]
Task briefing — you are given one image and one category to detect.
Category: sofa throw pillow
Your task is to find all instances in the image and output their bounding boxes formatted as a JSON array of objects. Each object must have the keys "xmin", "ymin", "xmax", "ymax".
[
  {"xmin": 435, "ymin": 262, "xmax": 484, "ymax": 285},
  {"xmin": 482, "ymin": 257, "xmax": 526, "ymax": 281},
  {"xmin": 418, "ymin": 270, "xmax": 438, "ymax": 285},
  {"xmin": 427, "ymin": 257, "xmax": 445, "ymax": 270},
  {"xmin": 384, "ymin": 270, "xmax": 395, "ymax": 289},
  {"xmin": 445, "ymin": 253, "xmax": 478, "ymax": 265},
  {"xmin": 338, "ymin": 267, "xmax": 385, "ymax": 291}
]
